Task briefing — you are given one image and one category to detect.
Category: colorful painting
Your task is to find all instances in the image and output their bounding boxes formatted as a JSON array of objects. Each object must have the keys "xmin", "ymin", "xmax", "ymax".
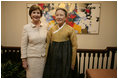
[{"xmin": 27, "ymin": 3, "xmax": 101, "ymax": 34}]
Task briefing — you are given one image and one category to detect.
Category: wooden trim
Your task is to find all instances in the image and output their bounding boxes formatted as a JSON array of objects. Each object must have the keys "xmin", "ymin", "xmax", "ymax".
[
  {"xmin": 1, "ymin": 46, "xmax": 20, "ymax": 49},
  {"xmin": 1, "ymin": 46, "xmax": 117, "ymax": 53},
  {"xmin": 77, "ymin": 47, "xmax": 117, "ymax": 53},
  {"xmin": 77, "ymin": 49, "xmax": 107, "ymax": 53},
  {"xmin": 107, "ymin": 47, "xmax": 117, "ymax": 51}
]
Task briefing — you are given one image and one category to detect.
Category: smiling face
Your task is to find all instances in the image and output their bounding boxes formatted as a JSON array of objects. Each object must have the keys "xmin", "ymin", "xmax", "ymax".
[
  {"xmin": 30, "ymin": 9, "xmax": 41, "ymax": 22},
  {"xmin": 55, "ymin": 9, "xmax": 67, "ymax": 26}
]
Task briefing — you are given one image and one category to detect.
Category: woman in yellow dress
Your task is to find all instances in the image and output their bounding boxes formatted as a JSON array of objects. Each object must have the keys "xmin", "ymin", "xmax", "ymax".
[{"xmin": 43, "ymin": 8, "xmax": 77, "ymax": 78}]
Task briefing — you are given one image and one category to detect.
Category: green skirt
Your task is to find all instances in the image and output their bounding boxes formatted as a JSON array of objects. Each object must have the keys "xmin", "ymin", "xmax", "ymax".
[{"xmin": 43, "ymin": 40, "xmax": 77, "ymax": 78}]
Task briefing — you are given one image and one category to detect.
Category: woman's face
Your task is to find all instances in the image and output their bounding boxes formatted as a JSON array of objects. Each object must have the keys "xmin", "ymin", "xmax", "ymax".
[
  {"xmin": 31, "ymin": 9, "xmax": 41, "ymax": 22},
  {"xmin": 55, "ymin": 10, "xmax": 66, "ymax": 25}
]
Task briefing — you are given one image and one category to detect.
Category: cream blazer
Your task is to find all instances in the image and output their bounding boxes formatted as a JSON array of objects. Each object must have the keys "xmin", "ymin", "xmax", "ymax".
[{"xmin": 21, "ymin": 22, "xmax": 48, "ymax": 58}]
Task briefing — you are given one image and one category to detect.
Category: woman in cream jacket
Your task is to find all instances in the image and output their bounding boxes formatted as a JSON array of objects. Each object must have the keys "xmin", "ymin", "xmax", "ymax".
[{"xmin": 21, "ymin": 5, "xmax": 47, "ymax": 78}]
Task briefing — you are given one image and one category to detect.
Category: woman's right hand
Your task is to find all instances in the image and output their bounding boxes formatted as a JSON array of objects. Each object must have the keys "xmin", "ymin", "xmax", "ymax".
[{"xmin": 22, "ymin": 58, "xmax": 28, "ymax": 69}]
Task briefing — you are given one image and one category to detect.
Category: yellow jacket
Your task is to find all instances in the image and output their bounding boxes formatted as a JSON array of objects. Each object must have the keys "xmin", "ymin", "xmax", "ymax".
[{"xmin": 46, "ymin": 23, "xmax": 77, "ymax": 67}]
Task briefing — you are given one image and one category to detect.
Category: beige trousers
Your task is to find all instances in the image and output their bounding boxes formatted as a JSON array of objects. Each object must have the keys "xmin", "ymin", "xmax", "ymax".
[{"xmin": 26, "ymin": 57, "xmax": 46, "ymax": 78}]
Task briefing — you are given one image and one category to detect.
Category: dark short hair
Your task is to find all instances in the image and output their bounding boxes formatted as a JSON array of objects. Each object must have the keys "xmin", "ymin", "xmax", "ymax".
[
  {"xmin": 55, "ymin": 8, "xmax": 67, "ymax": 17},
  {"xmin": 29, "ymin": 4, "xmax": 43, "ymax": 17}
]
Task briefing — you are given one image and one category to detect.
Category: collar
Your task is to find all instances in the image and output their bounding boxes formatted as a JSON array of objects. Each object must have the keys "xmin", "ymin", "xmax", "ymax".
[
  {"xmin": 57, "ymin": 22, "xmax": 66, "ymax": 28},
  {"xmin": 30, "ymin": 22, "xmax": 36, "ymax": 28},
  {"xmin": 53, "ymin": 22, "xmax": 66, "ymax": 34},
  {"xmin": 30, "ymin": 22, "xmax": 43, "ymax": 28}
]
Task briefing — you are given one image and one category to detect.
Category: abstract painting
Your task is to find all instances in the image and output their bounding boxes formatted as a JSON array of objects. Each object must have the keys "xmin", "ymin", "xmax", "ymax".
[{"xmin": 27, "ymin": 3, "xmax": 101, "ymax": 34}]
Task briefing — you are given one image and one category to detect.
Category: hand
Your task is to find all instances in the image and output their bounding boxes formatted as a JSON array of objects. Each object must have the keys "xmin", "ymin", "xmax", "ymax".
[
  {"xmin": 71, "ymin": 65, "xmax": 75, "ymax": 70},
  {"xmin": 22, "ymin": 58, "xmax": 28, "ymax": 69}
]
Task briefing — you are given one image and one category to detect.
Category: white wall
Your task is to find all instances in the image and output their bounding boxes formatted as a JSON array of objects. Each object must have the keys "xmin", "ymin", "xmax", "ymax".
[{"xmin": 1, "ymin": 1, "xmax": 117, "ymax": 49}]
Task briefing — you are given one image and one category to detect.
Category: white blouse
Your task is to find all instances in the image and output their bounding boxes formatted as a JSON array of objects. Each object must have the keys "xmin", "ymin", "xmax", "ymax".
[{"xmin": 21, "ymin": 22, "xmax": 48, "ymax": 58}]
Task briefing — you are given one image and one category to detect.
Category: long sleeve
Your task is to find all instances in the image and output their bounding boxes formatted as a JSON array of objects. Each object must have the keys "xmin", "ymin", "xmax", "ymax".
[
  {"xmin": 46, "ymin": 29, "xmax": 52, "ymax": 57},
  {"xmin": 21, "ymin": 26, "xmax": 28, "ymax": 59},
  {"xmin": 70, "ymin": 29, "xmax": 77, "ymax": 67}
]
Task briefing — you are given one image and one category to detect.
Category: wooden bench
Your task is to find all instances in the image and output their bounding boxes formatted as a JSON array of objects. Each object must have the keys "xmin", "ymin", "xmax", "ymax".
[{"xmin": 86, "ymin": 69, "xmax": 117, "ymax": 78}]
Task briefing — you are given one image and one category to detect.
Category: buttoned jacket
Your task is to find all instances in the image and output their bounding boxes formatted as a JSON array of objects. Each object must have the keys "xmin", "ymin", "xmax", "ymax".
[{"xmin": 21, "ymin": 22, "xmax": 48, "ymax": 58}]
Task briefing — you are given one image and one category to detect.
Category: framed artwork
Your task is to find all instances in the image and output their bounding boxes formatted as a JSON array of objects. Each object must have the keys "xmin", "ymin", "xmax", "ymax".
[{"xmin": 27, "ymin": 3, "xmax": 101, "ymax": 34}]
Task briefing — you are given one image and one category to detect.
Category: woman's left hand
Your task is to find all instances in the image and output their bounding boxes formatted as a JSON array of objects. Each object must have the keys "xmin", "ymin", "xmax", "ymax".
[{"xmin": 71, "ymin": 65, "xmax": 75, "ymax": 70}]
